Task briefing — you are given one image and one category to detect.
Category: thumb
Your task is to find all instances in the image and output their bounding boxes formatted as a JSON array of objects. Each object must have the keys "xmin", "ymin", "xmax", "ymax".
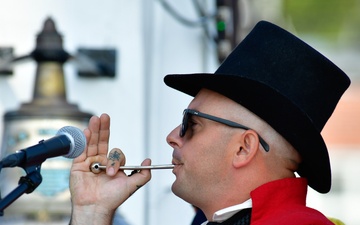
[{"xmin": 127, "ymin": 158, "xmax": 152, "ymax": 194}]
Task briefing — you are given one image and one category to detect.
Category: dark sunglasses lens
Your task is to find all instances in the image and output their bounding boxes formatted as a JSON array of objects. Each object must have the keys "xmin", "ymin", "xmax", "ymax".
[{"xmin": 180, "ymin": 111, "xmax": 188, "ymax": 137}]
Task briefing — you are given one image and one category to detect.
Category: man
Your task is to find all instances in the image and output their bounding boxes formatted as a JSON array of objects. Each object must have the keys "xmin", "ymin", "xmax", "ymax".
[{"xmin": 69, "ymin": 21, "xmax": 350, "ymax": 224}]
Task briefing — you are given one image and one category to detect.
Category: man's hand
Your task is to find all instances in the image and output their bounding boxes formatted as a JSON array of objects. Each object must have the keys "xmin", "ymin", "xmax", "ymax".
[{"xmin": 69, "ymin": 113, "xmax": 151, "ymax": 224}]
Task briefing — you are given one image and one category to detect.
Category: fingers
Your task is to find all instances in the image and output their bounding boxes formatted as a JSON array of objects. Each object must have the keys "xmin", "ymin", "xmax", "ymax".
[
  {"xmin": 127, "ymin": 158, "xmax": 152, "ymax": 177},
  {"xmin": 105, "ymin": 149, "xmax": 152, "ymax": 186},
  {"xmin": 73, "ymin": 128, "xmax": 91, "ymax": 163},
  {"xmin": 137, "ymin": 158, "xmax": 152, "ymax": 181},
  {"xmin": 105, "ymin": 150, "xmax": 152, "ymax": 196},
  {"xmin": 98, "ymin": 114, "xmax": 111, "ymax": 155},
  {"xmin": 86, "ymin": 113, "xmax": 110, "ymax": 157},
  {"xmin": 107, "ymin": 148, "xmax": 126, "ymax": 176},
  {"xmin": 127, "ymin": 158, "xmax": 152, "ymax": 196},
  {"xmin": 141, "ymin": 158, "xmax": 151, "ymax": 166},
  {"xmin": 73, "ymin": 113, "xmax": 110, "ymax": 164}
]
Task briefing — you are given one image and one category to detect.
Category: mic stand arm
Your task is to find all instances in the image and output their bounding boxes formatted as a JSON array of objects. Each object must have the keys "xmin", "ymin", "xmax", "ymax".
[{"xmin": 0, "ymin": 164, "xmax": 43, "ymax": 216}]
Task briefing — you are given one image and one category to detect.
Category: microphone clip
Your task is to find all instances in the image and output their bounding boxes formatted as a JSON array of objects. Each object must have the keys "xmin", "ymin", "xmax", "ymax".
[{"xmin": 0, "ymin": 164, "xmax": 43, "ymax": 216}]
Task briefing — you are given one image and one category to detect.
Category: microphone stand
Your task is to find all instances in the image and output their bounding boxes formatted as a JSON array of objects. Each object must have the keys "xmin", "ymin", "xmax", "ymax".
[{"xmin": 0, "ymin": 163, "xmax": 43, "ymax": 216}]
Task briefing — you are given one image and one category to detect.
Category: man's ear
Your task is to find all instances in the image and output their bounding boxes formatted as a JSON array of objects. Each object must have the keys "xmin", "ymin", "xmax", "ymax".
[{"xmin": 233, "ymin": 130, "xmax": 260, "ymax": 168}]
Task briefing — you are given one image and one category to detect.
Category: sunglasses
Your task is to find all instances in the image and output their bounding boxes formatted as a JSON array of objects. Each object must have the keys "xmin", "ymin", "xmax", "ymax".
[{"xmin": 180, "ymin": 109, "xmax": 270, "ymax": 152}]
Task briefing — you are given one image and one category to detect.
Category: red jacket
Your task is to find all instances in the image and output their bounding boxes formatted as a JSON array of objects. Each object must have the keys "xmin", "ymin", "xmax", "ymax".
[{"xmin": 250, "ymin": 178, "xmax": 333, "ymax": 225}]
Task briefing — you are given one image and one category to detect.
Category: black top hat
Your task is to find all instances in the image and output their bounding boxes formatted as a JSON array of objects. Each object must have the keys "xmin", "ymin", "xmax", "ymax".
[{"xmin": 164, "ymin": 20, "xmax": 350, "ymax": 193}]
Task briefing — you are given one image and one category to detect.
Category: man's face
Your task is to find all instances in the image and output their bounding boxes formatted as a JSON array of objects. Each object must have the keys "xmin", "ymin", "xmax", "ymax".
[{"xmin": 167, "ymin": 89, "xmax": 241, "ymax": 206}]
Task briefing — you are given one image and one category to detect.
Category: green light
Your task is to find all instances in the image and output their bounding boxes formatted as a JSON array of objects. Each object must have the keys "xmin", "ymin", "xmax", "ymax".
[{"xmin": 217, "ymin": 21, "xmax": 226, "ymax": 31}]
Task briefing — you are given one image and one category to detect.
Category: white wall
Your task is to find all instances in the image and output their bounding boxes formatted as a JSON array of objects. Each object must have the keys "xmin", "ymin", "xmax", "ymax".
[{"xmin": 142, "ymin": 1, "xmax": 217, "ymax": 224}]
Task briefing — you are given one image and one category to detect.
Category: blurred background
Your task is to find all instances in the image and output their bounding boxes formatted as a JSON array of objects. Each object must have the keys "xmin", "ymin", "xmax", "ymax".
[{"xmin": 0, "ymin": 0, "xmax": 359, "ymax": 225}]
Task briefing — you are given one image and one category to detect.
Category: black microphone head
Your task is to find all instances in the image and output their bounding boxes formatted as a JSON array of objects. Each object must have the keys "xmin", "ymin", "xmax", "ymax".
[{"xmin": 56, "ymin": 126, "xmax": 86, "ymax": 159}]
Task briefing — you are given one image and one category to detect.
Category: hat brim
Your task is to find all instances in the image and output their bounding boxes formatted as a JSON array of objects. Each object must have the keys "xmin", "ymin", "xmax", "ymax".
[{"xmin": 164, "ymin": 73, "xmax": 331, "ymax": 193}]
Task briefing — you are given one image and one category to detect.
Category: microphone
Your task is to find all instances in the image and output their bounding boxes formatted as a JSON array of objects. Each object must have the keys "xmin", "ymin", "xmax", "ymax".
[{"xmin": 0, "ymin": 126, "xmax": 86, "ymax": 168}]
